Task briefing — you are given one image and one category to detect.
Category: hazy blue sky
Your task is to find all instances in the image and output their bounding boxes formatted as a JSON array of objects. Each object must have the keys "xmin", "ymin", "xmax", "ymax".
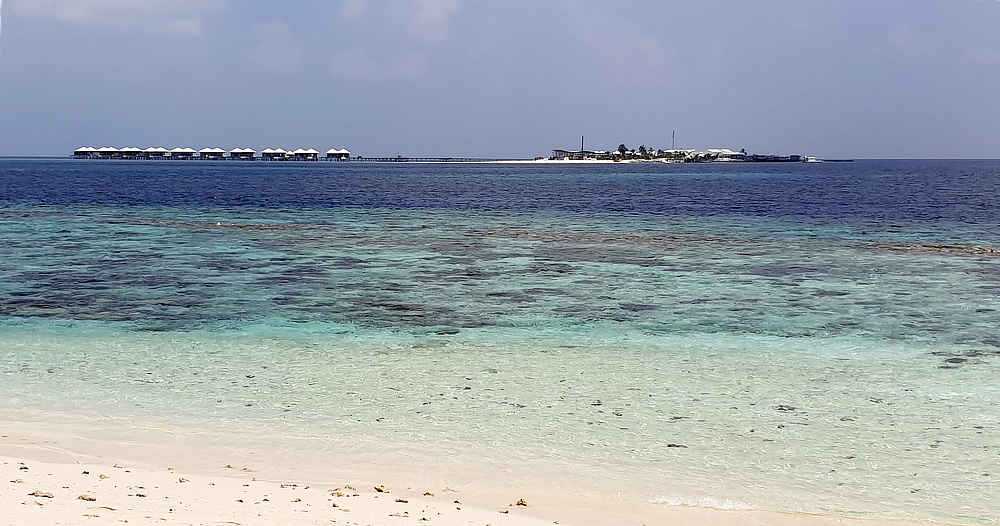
[{"xmin": 1, "ymin": 0, "xmax": 998, "ymax": 158}]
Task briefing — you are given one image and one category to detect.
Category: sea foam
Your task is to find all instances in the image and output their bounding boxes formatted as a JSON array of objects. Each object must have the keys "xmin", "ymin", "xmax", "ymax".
[{"xmin": 651, "ymin": 495, "xmax": 756, "ymax": 511}]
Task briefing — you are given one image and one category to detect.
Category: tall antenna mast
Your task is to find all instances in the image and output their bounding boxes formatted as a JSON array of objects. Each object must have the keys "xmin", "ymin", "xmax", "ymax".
[
  {"xmin": 672, "ymin": 130, "xmax": 675, "ymax": 150},
  {"xmin": 581, "ymin": 135, "xmax": 585, "ymax": 151}
]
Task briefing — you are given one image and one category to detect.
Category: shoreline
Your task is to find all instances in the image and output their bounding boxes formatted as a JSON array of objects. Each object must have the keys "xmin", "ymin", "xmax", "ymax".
[{"xmin": 0, "ymin": 409, "xmax": 952, "ymax": 526}]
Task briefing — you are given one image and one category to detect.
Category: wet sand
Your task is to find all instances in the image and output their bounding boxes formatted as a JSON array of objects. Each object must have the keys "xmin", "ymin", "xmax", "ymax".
[{"xmin": 1, "ymin": 414, "xmax": 937, "ymax": 526}]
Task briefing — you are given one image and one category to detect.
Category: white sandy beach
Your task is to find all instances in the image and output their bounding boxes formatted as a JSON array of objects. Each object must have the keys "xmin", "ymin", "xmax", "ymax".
[{"xmin": 1, "ymin": 411, "xmax": 938, "ymax": 526}]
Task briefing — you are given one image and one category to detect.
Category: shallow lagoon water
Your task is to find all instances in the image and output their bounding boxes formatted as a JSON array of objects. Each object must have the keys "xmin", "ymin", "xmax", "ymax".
[{"xmin": 1, "ymin": 159, "xmax": 1000, "ymax": 520}]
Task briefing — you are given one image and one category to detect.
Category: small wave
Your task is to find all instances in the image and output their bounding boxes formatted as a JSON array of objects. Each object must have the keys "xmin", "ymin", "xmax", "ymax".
[{"xmin": 651, "ymin": 495, "xmax": 755, "ymax": 511}]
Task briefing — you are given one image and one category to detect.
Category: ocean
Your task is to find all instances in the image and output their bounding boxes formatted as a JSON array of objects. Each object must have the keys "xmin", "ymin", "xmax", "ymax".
[{"xmin": 1, "ymin": 158, "xmax": 999, "ymax": 521}]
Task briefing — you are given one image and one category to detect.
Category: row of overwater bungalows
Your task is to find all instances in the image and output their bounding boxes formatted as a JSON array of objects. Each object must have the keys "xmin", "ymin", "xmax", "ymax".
[{"xmin": 73, "ymin": 147, "xmax": 351, "ymax": 161}]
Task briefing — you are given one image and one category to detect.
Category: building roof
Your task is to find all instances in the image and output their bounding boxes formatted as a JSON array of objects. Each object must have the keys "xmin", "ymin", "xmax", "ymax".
[
  {"xmin": 707, "ymin": 148, "xmax": 740, "ymax": 155},
  {"xmin": 77, "ymin": 145, "xmax": 343, "ymax": 156}
]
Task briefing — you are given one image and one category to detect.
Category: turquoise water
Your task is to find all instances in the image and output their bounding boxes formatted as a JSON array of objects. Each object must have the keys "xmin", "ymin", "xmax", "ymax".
[{"xmin": 2, "ymin": 160, "xmax": 1000, "ymax": 521}]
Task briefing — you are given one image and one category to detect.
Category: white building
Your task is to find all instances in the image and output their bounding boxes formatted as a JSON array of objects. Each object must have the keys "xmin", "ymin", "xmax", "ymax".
[
  {"xmin": 199, "ymin": 147, "xmax": 226, "ymax": 160},
  {"xmin": 170, "ymin": 147, "xmax": 197, "ymax": 160},
  {"xmin": 326, "ymin": 148, "xmax": 350, "ymax": 160},
  {"xmin": 229, "ymin": 147, "xmax": 256, "ymax": 160},
  {"xmin": 705, "ymin": 148, "xmax": 746, "ymax": 161},
  {"xmin": 120, "ymin": 147, "xmax": 143, "ymax": 159},
  {"xmin": 97, "ymin": 146, "xmax": 120, "ymax": 159},
  {"xmin": 144, "ymin": 147, "xmax": 169, "ymax": 159},
  {"xmin": 74, "ymin": 144, "xmax": 351, "ymax": 162},
  {"xmin": 261, "ymin": 148, "xmax": 288, "ymax": 161},
  {"xmin": 291, "ymin": 148, "xmax": 319, "ymax": 161},
  {"xmin": 74, "ymin": 147, "xmax": 98, "ymax": 158}
]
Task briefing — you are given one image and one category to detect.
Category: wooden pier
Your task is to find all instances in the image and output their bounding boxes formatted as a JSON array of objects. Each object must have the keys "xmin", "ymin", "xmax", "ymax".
[{"xmin": 349, "ymin": 156, "xmax": 530, "ymax": 163}]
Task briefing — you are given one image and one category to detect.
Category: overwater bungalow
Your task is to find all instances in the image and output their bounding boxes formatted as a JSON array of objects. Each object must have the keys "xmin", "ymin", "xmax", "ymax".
[
  {"xmin": 97, "ymin": 146, "xmax": 120, "ymax": 159},
  {"xmin": 229, "ymin": 147, "xmax": 256, "ymax": 160},
  {"xmin": 291, "ymin": 148, "xmax": 320, "ymax": 161},
  {"xmin": 74, "ymin": 147, "xmax": 98, "ymax": 159},
  {"xmin": 261, "ymin": 148, "xmax": 287, "ymax": 161},
  {"xmin": 144, "ymin": 147, "xmax": 169, "ymax": 159},
  {"xmin": 73, "ymin": 144, "xmax": 353, "ymax": 162},
  {"xmin": 199, "ymin": 147, "xmax": 226, "ymax": 160},
  {"xmin": 170, "ymin": 147, "xmax": 197, "ymax": 160},
  {"xmin": 120, "ymin": 147, "xmax": 143, "ymax": 159},
  {"xmin": 326, "ymin": 148, "xmax": 350, "ymax": 161}
]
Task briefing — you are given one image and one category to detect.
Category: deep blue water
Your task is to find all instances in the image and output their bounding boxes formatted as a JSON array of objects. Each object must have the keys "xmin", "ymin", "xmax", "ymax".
[{"xmin": 3, "ymin": 158, "xmax": 1000, "ymax": 224}]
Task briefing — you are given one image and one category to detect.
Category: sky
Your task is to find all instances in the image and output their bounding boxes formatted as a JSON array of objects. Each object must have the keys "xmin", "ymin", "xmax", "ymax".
[{"xmin": 0, "ymin": 0, "xmax": 999, "ymax": 159}]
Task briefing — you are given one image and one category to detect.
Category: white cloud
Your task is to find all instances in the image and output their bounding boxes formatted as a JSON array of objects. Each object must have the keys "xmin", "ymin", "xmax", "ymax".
[
  {"xmin": 331, "ymin": 48, "xmax": 426, "ymax": 81},
  {"xmin": 336, "ymin": 0, "xmax": 460, "ymax": 42},
  {"xmin": 408, "ymin": 0, "xmax": 459, "ymax": 43},
  {"xmin": 330, "ymin": 0, "xmax": 458, "ymax": 82},
  {"xmin": 244, "ymin": 22, "xmax": 304, "ymax": 73},
  {"xmin": 338, "ymin": 0, "xmax": 368, "ymax": 21},
  {"xmin": 11, "ymin": 0, "xmax": 225, "ymax": 37},
  {"xmin": 561, "ymin": 4, "xmax": 677, "ymax": 72}
]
